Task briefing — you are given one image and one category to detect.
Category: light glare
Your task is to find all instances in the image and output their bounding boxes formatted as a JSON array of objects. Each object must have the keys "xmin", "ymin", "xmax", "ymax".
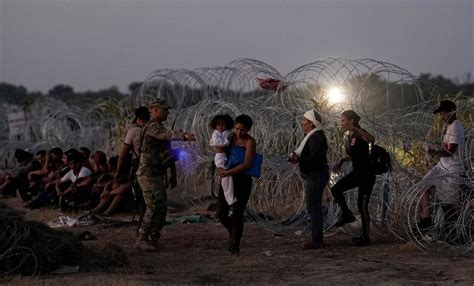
[{"xmin": 328, "ymin": 87, "xmax": 344, "ymax": 104}]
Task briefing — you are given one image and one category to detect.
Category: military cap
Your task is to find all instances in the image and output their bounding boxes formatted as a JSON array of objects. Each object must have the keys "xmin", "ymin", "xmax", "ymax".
[{"xmin": 149, "ymin": 98, "xmax": 171, "ymax": 109}]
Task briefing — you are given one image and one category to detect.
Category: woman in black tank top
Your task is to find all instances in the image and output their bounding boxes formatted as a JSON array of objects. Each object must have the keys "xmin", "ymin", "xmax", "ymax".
[
  {"xmin": 331, "ymin": 110, "xmax": 376, "ymax": 246},
  {"xmin": 216, "ymin": 114, "xmax": 256, "ymax": 255}
]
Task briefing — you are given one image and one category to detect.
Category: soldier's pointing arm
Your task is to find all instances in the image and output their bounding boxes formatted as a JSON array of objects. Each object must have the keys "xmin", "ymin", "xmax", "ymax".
[{"xmin": 147, "ymin": 123, "xmax": 186, "ymax": 141}]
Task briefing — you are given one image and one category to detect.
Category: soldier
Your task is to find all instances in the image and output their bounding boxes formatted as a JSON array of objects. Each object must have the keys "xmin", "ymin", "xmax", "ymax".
[{"xmin": 134, "ymin": 98, "xmax": 195, "ymax": 251}]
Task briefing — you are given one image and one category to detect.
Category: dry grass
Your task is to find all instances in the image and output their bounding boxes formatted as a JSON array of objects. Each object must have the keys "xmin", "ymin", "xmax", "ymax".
[{"xmin": 1, "ymin": 195, "xmax": 473, "ymax": 285}]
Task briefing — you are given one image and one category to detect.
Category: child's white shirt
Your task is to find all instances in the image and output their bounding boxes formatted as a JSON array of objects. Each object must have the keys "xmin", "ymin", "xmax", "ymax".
[
  {"xmin": 209, "ymin": 129, "xmax": 236, "ymax": 205},
  {"xmin": 209, "ymin": 130, "xmax": 232, "ymax": 147}
]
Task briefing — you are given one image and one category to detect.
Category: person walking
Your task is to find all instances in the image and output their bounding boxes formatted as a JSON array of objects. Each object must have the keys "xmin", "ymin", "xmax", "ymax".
[
  {"xmin": 289, "ymin": 110, "xmax": 329, "ymax": 250},
  {"xmin": 331, "ymin": 110, "xmax": 375, "ymax": 246},
  {"xmin": 216, "ymin": 114, "xmax": 256, "ymax": 255},
  {"xmin": 134, "ymin": 99, "xmax": 195, "ymax": 251}
]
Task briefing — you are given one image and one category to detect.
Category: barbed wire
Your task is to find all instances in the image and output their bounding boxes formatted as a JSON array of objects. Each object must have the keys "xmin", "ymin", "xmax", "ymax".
[{"xmin": 0, "ymin": 57, "xmax": 472, "ymax": 253}]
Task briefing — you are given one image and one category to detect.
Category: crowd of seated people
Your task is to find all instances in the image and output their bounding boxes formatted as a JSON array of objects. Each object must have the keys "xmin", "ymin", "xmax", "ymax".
[{"xmin": 0, "ymin": 147, "xmax": 135, "ymax": 216}]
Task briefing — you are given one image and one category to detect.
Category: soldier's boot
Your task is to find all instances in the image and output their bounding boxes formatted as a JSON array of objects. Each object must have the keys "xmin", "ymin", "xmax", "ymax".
[
  {"xmin": 149, "ymin": 233, "xmax": 160, "ymax": 250},
  {"xmin": 133, "ymin": 234, "xmax": 157, "ymax": 252}
]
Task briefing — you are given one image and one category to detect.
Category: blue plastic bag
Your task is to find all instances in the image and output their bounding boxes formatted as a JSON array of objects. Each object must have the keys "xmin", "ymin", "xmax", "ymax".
[{"xmin": 227, "ymin": 146, "xmax": 263, "ymax": 178}]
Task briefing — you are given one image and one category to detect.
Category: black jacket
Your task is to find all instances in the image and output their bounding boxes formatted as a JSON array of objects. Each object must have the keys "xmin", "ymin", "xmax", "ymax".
[{"xmin": 299, "ymin": 130, "xmax": 328, "ymax": 174}]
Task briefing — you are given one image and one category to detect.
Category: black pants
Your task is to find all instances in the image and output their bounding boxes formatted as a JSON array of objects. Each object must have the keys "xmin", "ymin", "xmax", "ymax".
[
  {"xmin": 302, "ymin": 166, "xmax": 330, "ymax": 246},
  {"xmin": 216, "ymin": 173, "xmax": 252, "ymax": 249},
  {"xmin": 331, "ymin": 171, "xmax": 375, "ymax": 237},
  {"xmin": 3, "ymin": 177, "xmax": 29, "ymax": 200}
]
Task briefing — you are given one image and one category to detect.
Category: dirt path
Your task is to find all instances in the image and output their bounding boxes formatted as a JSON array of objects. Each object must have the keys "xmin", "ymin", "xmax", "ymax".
[{"xmin": 2, "ymin": 196, "xmax": 473, "ymax": 285}]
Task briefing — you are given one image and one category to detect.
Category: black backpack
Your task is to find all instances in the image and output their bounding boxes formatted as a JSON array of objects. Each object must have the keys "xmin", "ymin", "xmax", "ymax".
[{"xmin": 370, "ymin": 144, "xmax": 391, "ymax": 175}]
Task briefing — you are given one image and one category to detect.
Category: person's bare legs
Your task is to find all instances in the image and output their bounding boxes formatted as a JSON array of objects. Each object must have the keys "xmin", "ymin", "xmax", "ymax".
[
  {"xmin": 418, "ymin": 186, "xmax": 434, "ymax": 229},
  {"xmin": 103, "ymin": 194, "xmax": 124, "ymax": 216},
  {"xmin": 90, "ymin": 197, "xmax": 110, "ymax": 214},
  {"xmin": 101, "ymin": 182, "xmax": 131, "ymax": 215},
  {"xmin": 419, "ymin": 186, "xmax": 434, "ymax": 218}
]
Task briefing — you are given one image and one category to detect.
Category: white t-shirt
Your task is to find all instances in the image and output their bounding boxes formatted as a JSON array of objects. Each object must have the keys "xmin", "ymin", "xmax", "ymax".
[
  {"xmin": 438, "ymin": 119, "xmax": 465, "ymax": 172},
  {"xmin": 123, "ymin": 126, "xmax": 141, "ymax": 157},
  {"xmin": 209, "ymin": 130, "xmax": 232, "ymax": 148},
  {"xmin": 61, "ymin": 166, "xmax": 92, "ymax": 183}
]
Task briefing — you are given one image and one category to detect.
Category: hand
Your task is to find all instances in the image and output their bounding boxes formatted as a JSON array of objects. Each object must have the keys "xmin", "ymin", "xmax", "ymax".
[
  {"xmin": 288, "ymin": 152, "xmax": 299, "ymax": 164},
  {"xmin": 184, "ymin": 132, "xmax": 196, "ymax": 141},
  {"xmin": 216, "ymin": 168, "xmax": 228, "ymax": 177},
  {"xmin": 169, "ymin": 175, "xmax": 177, "ymax": 189},
  {"xmin": 100, "ymin": 190, "xmax": 110, "ymax": 200}
]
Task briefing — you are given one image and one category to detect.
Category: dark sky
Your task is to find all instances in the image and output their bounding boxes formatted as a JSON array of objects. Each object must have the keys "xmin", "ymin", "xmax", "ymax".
[{"xmin": 1, "ymin": 0, "xmax": 473, "ymax": 93}]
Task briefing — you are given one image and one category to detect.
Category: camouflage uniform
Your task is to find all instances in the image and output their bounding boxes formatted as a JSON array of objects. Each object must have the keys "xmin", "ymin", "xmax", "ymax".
[{"xmin": 136, "ymin": 121, "xmax": 185, "ymax": 241}]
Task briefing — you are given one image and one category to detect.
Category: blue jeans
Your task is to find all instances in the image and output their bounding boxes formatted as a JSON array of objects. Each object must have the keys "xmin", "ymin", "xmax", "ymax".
[{"xmin": 302, "ymin": 166, "xmax": 330, "ymax": 246}]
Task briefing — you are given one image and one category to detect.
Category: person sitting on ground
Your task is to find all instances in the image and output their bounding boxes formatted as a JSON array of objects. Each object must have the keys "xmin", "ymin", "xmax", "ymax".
[
  {"xmin": 90, "ymin": 176, "xmax": 133, "ymax": 216},
  {"xmin": 89, "ymin": 155, "xmax": 118, "ymax": 208},
  {"xmin": 84, "ymin": 150, "xmax": 109, "ymax": 188},
  {"xmin": 43, "ymin": 148, "xmax": 67, "ymax": 186},
  {"xmin": 28, "ymin": 148, "xmax": 68, "ymax": 209},
  {"xmin": 34, "ymin": 149, "xmax": 47, "ymax": 166},
  {"xmin": 25, "ymin": 150, "xmax": 48, "ymax": 198},
  {"xmin": 79, "ymin": 146, "xmax": 94, "ymax": 171},
  {"xmin": 55, "ymin": 152, "xmax": 92, "ymax": 211},
  {"xmin": 28, "ymin": 150, "xmax": 50, "ymax": 182},
  {"xmin": 91, "ymin": 151, "xmax": 109, "ymax": 175},
  {"xmin": 0, "ymin": 149, "xmax": 41, "ymax": 200}
]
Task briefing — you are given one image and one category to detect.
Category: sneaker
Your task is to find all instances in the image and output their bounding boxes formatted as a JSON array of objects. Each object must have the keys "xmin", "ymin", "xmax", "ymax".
[
  {"xmin": 352, "ymin": 235, "xmax": 371, "ymax": 247},
  {"xmin": 334, "ymin": 214, "xmax": 356, "ymax": 227}
]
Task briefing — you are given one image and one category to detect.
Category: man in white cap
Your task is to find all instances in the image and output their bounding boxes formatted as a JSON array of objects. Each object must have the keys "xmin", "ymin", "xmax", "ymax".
[
  {"xmin": 417, "ymin": 100, "xmax": 466, "ymax": 231},
  {"xmin": 289, "ymin": 110, "xmax": 329, "ymax": 250}
]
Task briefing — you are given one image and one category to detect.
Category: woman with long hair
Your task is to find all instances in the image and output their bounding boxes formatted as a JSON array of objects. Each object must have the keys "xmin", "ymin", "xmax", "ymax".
[{"xmin": 331, "ymin": 110, "xmax": 375, "ymax": 246}]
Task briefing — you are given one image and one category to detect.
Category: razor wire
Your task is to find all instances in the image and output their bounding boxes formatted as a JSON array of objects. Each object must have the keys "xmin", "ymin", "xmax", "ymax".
[{"xmin": 1, "ymin": 57, "xmax": 472, "ymax": 253}]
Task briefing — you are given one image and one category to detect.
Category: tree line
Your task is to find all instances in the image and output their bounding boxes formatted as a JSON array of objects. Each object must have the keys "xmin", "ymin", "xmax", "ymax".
[{"xmin": 1, "ymin": 73, "xmax": 472, "ymax": 110}]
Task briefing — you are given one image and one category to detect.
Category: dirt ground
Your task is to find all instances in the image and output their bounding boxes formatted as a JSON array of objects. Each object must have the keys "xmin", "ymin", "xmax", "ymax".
[{"xmin": 2, "ymin": 196, "xmax": 474, "ymax": 286}]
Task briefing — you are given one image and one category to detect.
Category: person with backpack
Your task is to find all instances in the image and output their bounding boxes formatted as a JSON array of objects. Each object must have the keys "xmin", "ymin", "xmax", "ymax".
[{"xmin": 331, "ymin": 110, "xmax": 376, "ymax": 246}]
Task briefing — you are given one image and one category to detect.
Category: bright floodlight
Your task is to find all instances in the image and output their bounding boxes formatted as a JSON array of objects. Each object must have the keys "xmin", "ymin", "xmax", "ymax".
[{"xmin": 327, "ymin": 86, "xmax": 344, "ymax": 104}]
